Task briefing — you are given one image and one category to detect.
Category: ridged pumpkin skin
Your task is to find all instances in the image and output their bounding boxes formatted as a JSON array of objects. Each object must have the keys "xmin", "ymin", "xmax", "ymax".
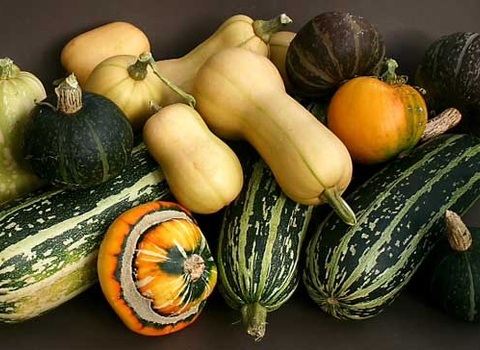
[
  {"xmin": 286, "ymin": 11, "xmax": 385, "ymax": 97},
  {"xmin": 415, "ymin": 32, "xmax": 480, "ymax": 133},
  {"xmin": 97, "ymin": 201, "xmax": 217, "ymax": 336},
  {"xmin": 0, "ymin": 58, "xmax": 47, "ymax": 205},
  {"xmin": 327, "ymin": 75, "xmax": 428, "ymax": 164}
]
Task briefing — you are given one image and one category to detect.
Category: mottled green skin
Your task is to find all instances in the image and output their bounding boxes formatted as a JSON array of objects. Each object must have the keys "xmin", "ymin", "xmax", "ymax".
[
  {"xmin": 23, "ymin": 91, "xmax": 134, "ymax": 188},
  {"xmin": 217, "ymin": 152, "xmax": 313, "ymax": 338},
  {"xmin": 0, "ymin": 143, "xmax": 170, "ymax": 323},
  {"xmin": 303, "ymin": 134, "xmax": 480, "ymax": 320},
  {"xmin": 423, "ymin": 227, "xmax": 480, "ymax": 322},
  {"xmin": 415, "ymin": 32, "xmax": 480, "ymax": 133},
  {"xmin": 286, "ymin": 11, "xmax": 385, "ymax": 97}
]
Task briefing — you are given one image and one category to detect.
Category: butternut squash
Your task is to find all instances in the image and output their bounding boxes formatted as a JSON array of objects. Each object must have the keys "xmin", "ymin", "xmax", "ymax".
[
  {"xmin": 61, "ymin": 21, "xmax": 151, "ymax": 87},
  {"xmin": 143, "ymin": 103, "xmax": 243, "ymax": 214},
  {"xmin": 155, "ymin": 13, "xmax": 292, "ymax": 106},
  {"xmin": 193, "ymin": 47, "xmax": 356, "ymax": 225}
]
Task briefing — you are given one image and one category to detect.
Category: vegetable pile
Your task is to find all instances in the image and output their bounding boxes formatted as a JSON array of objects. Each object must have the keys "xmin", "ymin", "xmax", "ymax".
[{"xmin": 1, "ymin": 10, "xmax": 480, "ymax": 342}]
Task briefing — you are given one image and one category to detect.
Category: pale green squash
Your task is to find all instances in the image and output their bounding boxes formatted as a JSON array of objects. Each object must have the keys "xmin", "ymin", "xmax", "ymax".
[{"xmin": 0, "ymin": 58, "xmax": 47, "ymax": 205}]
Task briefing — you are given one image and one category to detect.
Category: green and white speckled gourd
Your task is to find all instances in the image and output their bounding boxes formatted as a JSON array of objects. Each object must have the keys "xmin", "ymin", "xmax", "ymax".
[{"xmin": 0, "ymin": 58, "xmax": 47, "ymax": 205}]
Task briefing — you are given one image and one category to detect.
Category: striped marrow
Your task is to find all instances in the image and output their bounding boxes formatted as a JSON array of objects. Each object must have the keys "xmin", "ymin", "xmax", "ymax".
[
  {"xmin": 303, "ymin": 134, "xmax": 480, "ymax": 320},
  {"xmin": 217, "ymin": 154, "xmax": 313, "ymax": 341},
  {"xmin": 0, "ymin": 143, "xmax": 170, "ymax": 323},
  {"xmin": 97, "ymin": 201, "xmax": 217, "ymax": 336}
]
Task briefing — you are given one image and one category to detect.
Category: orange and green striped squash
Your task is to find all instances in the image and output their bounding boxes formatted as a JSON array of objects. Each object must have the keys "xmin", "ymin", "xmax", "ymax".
[
  {"xmin": 327, "ymin": 59, "xmax": 428, "ymax": 165},
  {"xmin": 97, "ymin": 200, "xmax": 217, "ymax": 336}
]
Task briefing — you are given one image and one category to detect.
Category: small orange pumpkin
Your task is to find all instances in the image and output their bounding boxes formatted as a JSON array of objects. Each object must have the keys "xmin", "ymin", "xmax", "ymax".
[
  {"xmin": 97, "ymin": 201, "xmax": 217, "ymax": 336},
  {"xmin": 327, "ymin": 59, "xmax": 428, "ymax": 165}
]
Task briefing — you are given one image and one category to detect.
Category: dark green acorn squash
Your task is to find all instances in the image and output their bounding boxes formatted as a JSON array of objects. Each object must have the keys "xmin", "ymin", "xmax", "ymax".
[
  {"xmin": 23, "ymin": 74, "xmax": 134, "ymax": 188},
  {"xmin": 285, "ymin": 11, "xmax": 385, "ymax": 97},
  {"xmin": 415, "ymin": 32, "xmax": 480, "ymax": 133},
  {"xmin": 420, "ymin": 210, "xmax": 480, "ymax": 322}
]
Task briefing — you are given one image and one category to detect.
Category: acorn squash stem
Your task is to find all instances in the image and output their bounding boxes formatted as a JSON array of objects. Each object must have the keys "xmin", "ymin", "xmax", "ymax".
[
  {"xmin": 445, "ymin": 210, "xmax": 473, "ymax": 252},
  {"xmin": 240, "ymin": 302, "xmax": 267, "ymax": 342},
  {"xmin": 321, "ymin": 187, "xmax": 357, "ymax": 226},
  {"xmin": 253, "ymin": 13, "xmax": 293, "ymax": 43},
  {"xmin": 140, "ymin": 52, "xmax": 196, "ymax": 108},
  {"xmin": 54, "ymin": 74, "xmax": 82, "ymax": 114}
]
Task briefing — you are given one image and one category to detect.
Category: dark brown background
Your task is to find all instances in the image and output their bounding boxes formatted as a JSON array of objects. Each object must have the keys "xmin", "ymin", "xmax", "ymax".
[{"xmin": 2, "ymin": 0, "xmax": 480, "ymax": 349}]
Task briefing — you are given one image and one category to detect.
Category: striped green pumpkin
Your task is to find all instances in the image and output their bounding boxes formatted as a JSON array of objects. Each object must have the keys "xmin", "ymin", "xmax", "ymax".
[
  {"xmin": 217, "ymin": 154, "xmax": 313, "ymax": 341},
  {"xmin": 0, "ymin": 143, "xmax": 170, "ymax": 323},
  {"xmin": 285, "ymin": 11, "xmax": 385, "ymax": 97},
  {"xmin": 303, "ymin": 134, "xmax": 480, "ymax": 320},
  {"xmin": 415, "ymin": 32, "xmax": 480, "ymax": 133}
]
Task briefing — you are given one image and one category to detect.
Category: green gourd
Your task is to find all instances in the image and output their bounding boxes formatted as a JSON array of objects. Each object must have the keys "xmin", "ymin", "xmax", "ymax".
[
  {"xmin": 0, "ymin": 58, "xmax": 47, "ymax": 205},
  {"xmin": 23, "ymin": 74, "xmax": 134, "ymax": 188}
]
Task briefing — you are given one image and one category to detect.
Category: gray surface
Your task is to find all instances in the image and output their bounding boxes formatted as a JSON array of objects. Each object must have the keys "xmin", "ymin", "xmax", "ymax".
[{"xmin": 1, "ymin": 0, "xmax": 480, "ymax": 349}]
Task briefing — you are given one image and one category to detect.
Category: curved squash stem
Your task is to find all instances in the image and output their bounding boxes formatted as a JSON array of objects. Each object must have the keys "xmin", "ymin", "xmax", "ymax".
[
  {"xmin": 140, "ymin": 52, "xmax": 196, "ymax": 108},
  {"xmin": 241, "ymin": 302, "xmax": 268, "ymax": 342},
  {"xmin": 321, "ymin": 187, "xmax": 357, "ymax": 226},
  {"xmin": 445, "ymin": 210, "xmax": 472, "ymax": 252},
  {"xmin": 253, "ymin": 13, "xmax": 293, "ymax": 43},
  {"xmin": 420, "ymin": 107, "xmax": 462, "ymax": 143}
]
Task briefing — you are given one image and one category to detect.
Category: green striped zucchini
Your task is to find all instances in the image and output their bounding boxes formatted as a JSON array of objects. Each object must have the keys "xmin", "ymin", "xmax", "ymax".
[
  {"xmin": 303, "ymin": 133, "xmax": 480, "ymax": 320},
  {"xmin": 217, "ymin": 153, "xmax": 313, "ymax": 341},
  {"xmin": 0, "ymin": 143, "xmax": 170, "ymax": 323}
]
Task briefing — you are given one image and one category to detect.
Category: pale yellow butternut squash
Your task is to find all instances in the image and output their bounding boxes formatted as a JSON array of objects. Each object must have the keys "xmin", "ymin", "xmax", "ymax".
[
  {"xmin": 193, "ymin": 47, "xmax": 356, "ymax": 225},
  {"xmin": 143, "ymin": 103, "xmax": 243, "ymax": 214},
  {"xmin": 156, "ymin": 13, "xmax": 292, "ymax": 106}
]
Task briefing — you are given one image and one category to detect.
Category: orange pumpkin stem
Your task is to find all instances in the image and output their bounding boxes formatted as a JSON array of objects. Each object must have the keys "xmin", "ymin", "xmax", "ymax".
[{"xmin": 380, "ymin": 58, "xmax": 408, "ymax": 86}]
